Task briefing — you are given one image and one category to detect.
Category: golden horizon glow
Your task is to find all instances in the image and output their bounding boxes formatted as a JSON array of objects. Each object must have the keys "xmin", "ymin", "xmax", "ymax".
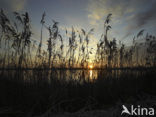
[{"xmin": 89, "ymin": 65, "xmax": 93, "ymax": 69}]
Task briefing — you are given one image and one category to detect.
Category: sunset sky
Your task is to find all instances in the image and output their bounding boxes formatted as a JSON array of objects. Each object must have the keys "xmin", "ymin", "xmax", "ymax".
[{"xmin": 0, "ymin": 0, "xmax": 156, "ymax": 58}]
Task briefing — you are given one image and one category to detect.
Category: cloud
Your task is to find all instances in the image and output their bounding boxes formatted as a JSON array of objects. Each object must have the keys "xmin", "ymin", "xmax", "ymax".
[
  {"xmin": 0, "ymin": 0, "xmax": 26, "ymax": 12},
  {"xmin": 87, "ymin": 0, "xmax": 156, "ymax": 41},
  {"xmin": 123, "ymin": 1, "xmax": 156, "ymax": 39},
  {"xmin": 134, "ymin": 2, "xmax": 156, "ymax": 28},
  {"xmin": 87, "ymin": 0, "xmax": 134, "ymax": 26}
]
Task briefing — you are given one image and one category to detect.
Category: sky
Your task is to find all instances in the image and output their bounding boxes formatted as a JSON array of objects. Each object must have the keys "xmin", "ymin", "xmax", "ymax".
[{"xmin": 0, "ymin": 0, "xmax": 156, "ymax": 57}]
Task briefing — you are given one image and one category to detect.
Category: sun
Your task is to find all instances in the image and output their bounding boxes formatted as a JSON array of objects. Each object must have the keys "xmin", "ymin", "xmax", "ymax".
[{"xmin": 89, "ymin": 65, "xmax": 93, "ymax": 69}]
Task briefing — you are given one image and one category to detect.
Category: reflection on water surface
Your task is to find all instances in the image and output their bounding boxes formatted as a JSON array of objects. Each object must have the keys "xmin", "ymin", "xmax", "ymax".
[{"xmin": 0, "ymin": 69, "xmax": 149, "ymax": 84}]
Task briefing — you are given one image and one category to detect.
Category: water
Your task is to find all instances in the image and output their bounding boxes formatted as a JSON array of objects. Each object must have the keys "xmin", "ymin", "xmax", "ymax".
[{"xmin": 0, "ymin": 69, "xmax": 149, "ymax": 84}]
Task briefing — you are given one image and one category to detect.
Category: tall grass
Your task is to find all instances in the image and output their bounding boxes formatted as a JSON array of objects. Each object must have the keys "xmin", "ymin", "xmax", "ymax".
[
  {"xmin": 0, "ymin": 9, "xmax": 156, "ymax": 117},
  {"xmin": 0, "ymin": 10, "xmax": 156, "ymax": 69}
]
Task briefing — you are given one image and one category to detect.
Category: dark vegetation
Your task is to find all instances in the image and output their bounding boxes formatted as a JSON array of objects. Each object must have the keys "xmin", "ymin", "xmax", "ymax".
[
  {"xmin": 0, "ymin": 10, "xmax": 156, "ymax": 116},
  {"xmin": 0, "ymin": 69, "xmax": 156, "ymax": 116}
]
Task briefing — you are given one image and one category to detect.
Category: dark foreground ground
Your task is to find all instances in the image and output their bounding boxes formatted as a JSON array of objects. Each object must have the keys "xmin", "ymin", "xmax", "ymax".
[{"xmin": 0, "ymin": 68, "xmax": 156, "ymax": 117}]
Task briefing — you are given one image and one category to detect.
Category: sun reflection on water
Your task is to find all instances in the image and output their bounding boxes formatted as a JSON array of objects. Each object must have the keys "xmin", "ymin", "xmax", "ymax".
[{"xmin": 89, "ymin": 70, "xmax": 93, "ymax": 79}]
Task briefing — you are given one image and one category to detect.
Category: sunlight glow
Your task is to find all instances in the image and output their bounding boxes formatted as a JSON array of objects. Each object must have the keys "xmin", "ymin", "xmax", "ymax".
[{"xmin": 89, "ymin": 65, "xmax": 93, "ymax": 69}]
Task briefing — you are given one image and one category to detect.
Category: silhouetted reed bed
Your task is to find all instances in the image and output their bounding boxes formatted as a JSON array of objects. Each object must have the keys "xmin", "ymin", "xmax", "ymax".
[
  {"xmin": 0, "ymin": 9, "xmax": 156, "ymax": 116},
  {"xmin": 0, "ymin": 10, "xmax": 156, "ymax": 70},
  {"xmin": 0, "ymin": 69, "xmax": 156, "ymax": 116}
]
